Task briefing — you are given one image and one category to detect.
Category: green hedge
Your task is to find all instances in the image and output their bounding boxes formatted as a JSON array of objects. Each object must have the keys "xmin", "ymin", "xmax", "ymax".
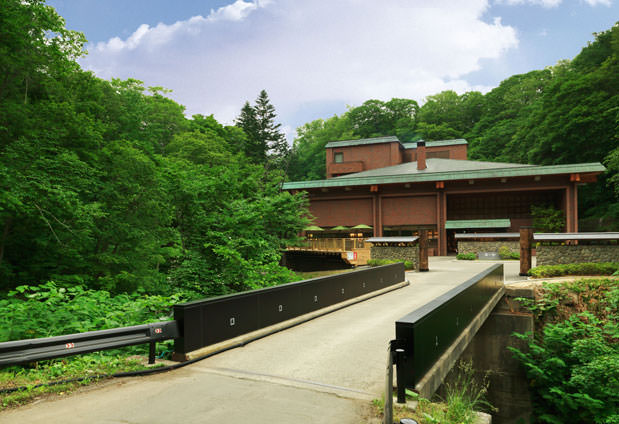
[
  {"xmin": 367, "ymin": 259, "xmax": 415, "ymax": 270},
  {"xmin": 456, "ymin": 253, "xmax": 477, "ymax": 260},
  {"xmin": 529, "ymin": 262, "xmax": 619, "ymax": 278}
]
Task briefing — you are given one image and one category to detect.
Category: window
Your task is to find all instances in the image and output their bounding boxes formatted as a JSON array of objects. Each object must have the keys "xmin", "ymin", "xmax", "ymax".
[{"xmin": 334, "ymin": 152, "xmax": 344, "ymax": 163}]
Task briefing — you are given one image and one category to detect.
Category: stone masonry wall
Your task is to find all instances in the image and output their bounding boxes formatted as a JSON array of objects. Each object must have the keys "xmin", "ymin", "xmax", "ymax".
[
  {"xmin": 536, "ymin": 244, "xmax": 619, "ymax": 266},
  {"xmin": 370, "ymin": 245, "xmax": 419, "ymax": 270},
  {"xmin": 458, "ymin": 241, "xmax": 519, "ymax": 255}
]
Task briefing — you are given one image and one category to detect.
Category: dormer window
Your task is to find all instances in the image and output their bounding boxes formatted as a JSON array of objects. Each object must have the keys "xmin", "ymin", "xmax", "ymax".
[{"xmin": 334, "ymin": 152, "xmax": 344, "ymax": 163}]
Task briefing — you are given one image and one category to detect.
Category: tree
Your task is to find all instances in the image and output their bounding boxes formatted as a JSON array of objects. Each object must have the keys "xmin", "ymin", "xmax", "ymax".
[{"xmin": 236, "ymin": 90, "xmax": 289, "ymax": 169}]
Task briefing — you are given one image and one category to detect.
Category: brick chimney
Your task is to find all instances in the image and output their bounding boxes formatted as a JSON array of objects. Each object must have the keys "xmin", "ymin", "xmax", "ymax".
[{"xmin": 417, "ymin": 141, "xmax": 426, "ymax": 170}]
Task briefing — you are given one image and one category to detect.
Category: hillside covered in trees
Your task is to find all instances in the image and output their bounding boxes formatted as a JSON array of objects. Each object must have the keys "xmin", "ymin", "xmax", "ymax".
[
  {"xmin": 0, "ymin": 0, "xmax": 308, "ymax": 294},
  {"xmin": 288, "ymin": 24, "xmax": 619, "ymax": 229}
]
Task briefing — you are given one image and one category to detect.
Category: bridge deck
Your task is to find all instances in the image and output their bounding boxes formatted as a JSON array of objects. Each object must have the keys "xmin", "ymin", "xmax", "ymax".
[{"xmin": 0, "ymin": 258, "xmax": 518, "ymax": 424}]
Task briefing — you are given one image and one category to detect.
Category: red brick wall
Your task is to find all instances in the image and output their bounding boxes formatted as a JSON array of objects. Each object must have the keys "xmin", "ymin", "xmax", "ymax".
[
  {"xmin": 309, "ymin": 198, "xmax": 373, "ymax": 227},
  {"xmin": 405, "ymin": 144, "xmax": 468, "ymax": 162},
  {"xmin": 326, "ymin": 142, "xmax": 401, "ymax": 178},
  {"xmin": 382, "ymin": 196, "xmax": 436, "ymax": 226}
]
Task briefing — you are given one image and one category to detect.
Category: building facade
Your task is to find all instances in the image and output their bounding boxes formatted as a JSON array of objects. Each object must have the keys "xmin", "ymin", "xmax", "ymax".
[{"xmin": 283, "ymin": 136, "xmax": 605, "ymax": 255}]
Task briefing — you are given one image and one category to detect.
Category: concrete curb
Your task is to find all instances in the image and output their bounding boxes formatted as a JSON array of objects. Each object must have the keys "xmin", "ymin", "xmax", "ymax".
[{"xmin": 182, "ymin": 280, "xmax": 410, "ymax": 361}]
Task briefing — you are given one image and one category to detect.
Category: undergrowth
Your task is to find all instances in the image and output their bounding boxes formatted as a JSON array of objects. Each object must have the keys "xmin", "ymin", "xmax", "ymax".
[
  {"xmin": 371, "ymin": 361, "xmax": 492, "ymax": 424},
  {"xmin": 528, "ymin": 262, "xmax": 619, "ymax": 278},
  {"xmin": 0, "ymin": 353, "xmax": 162, "ymax": 409},
  {"xmin": 509, "ymin": 278, "xmax": 619, "ymax": 423}
]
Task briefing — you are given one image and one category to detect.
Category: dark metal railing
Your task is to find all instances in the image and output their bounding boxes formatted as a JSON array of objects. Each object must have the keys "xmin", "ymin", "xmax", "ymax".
[
  {"xmin": 174, "ymin": 263, "xmax": 405, "ymax": 355},
  {"xmin": 393, "ymin": 263, "xmax": 503, "ymax": 400}
]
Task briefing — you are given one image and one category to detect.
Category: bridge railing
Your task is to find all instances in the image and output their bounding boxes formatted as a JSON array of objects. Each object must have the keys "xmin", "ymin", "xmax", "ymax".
[
  {"xmin": 174, "ymin": 263, "xmax": 405, "ymax": 357},
  {"xmin": 393, "ymin": 263, "xmax": 503, "ymax": 399},
  {"xmin": 0, "ymin": 321, "xmax": 179, "ymax": 366}
]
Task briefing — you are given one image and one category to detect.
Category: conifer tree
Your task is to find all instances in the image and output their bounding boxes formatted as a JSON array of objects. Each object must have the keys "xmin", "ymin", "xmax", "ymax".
[{"xmin": 236, "ymin": 90, "xmax": 289, "ymax": 169}]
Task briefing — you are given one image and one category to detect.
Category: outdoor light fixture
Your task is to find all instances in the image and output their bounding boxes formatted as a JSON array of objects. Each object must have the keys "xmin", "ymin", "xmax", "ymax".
[{"xmin": 534, "ymin": 176, "xmax": 541, "ymax": 181}]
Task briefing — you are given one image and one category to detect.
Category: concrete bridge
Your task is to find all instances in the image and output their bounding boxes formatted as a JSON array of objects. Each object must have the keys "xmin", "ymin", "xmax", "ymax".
[{"xmin": 0, "ymin": 258, "xmax": 532, "ymax": 424}]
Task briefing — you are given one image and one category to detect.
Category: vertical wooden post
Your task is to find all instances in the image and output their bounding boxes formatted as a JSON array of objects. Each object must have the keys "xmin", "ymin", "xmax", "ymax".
[
  {"xmin": 519, "ymin": 227, "xmax": 533, "ymax": 276},
  {"xmin": 418, "ymin": 229, "xmax": 429, "ymax": 272}
]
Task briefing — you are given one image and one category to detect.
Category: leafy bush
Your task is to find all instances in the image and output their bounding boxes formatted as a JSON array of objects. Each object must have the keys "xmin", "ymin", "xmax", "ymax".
[
  {"xmin": 367, "ymin": 259, "xmax": 415, "ymax": 270},
  {"xmin": 498, "ymin": 246, "xmax": 519, "ymax": 260},
  {"xmin": 456, "ymin": 253, "xmax": 477, "ymax": 260},
  {"xmin": 529, "ymin": 262, "xmax": 619, "ymax": 278},
  {"xmin": 509, "ymin": 279, "xmax": 619, "ymax": 424},
  {"xmin": 531, "ymin": 205, "xmax": 565, "ymax": 232},
  {"xmin": 0, "ymin": 282, "xmax": 192, "ymax": 342}
]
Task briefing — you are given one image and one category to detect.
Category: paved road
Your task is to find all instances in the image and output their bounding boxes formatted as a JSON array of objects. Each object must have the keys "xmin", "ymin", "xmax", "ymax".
[{"xmin": 0, "ymin": 258, "xmax": 506, "ymax": 424}]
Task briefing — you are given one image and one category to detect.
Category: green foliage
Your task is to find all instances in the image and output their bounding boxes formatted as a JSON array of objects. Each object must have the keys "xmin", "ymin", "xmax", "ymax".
[
  {"xmin": 366, "ymin": 258, "xmax": 414, "ymax": 270},
  {"xmin": 0, "ymin": 354, "xmax": 155, "ymax": 409},
  {"xmin": 531, "ymin": 205, "xmax": 565, "ymax": 233},
  {"xmin": 529, "ymin": 262, "xmax": 619, "ymax": 278},
  {"xmin": 498, "ymin": 245, "xmax": 520, "ymax": 260},
  {"xmin": 509, "ymin": 279, "xmax": 619, "ymax": 424},
  {"xmin": 456, "ymin": 253, "xmax": 477, "ymax": 260},
  {"xmin": 0, "ymin": 282, "xmax": 190, "ymax": 342},
  {"xmin": 235, "ymin": 90, "xmax": 289, "ymax": 169},
  {"xmin": 0, "ymin": 1, "xmax": 309, "ymax": 294}
]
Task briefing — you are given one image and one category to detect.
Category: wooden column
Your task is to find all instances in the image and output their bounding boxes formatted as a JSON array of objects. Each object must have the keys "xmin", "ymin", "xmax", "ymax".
[
  {"xmin": 437, "ymin": 191, "xmax": 447, "ymax": 256},
  {"xmin": 372, "ymin": 195, "xmax": 378, "ymax": 237},
  {"xmin": 377, "ymin": 195, "xmax": 383, "ymax": 237},
  {"xmin": 519, "ymin": 227, "xmax": 533, "ymax": 276},
  {"xmin": 418, "ymin": 229, "xmax": 429, "ymax": 272}
]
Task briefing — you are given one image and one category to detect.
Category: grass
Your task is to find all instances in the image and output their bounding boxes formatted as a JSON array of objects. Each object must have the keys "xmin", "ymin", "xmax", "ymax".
[
  {"xmin": 0, "ymin": 352, "xmax": 162, "ymax": 409},
  {"xmin": 369, "ymin": 361, "xmax": 492, "ymax": 424}
]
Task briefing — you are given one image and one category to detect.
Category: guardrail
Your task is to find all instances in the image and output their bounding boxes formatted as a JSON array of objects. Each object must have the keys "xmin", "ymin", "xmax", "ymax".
[
  {"xmin": 174, "ymin": 263, "xmax": 405, "ymax": 356},
  {"xmin": 393, "ymin": 263, "xmax": 503, "ymax": 400},
  {"xmin": 0, "ymin": 321, "xmax": 178, "ymax": 366}
]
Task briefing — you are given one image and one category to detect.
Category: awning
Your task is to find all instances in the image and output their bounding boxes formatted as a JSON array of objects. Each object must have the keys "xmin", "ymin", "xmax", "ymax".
[
  {"xmin": 304, "ymin": 225, "xmax": 324, "ymax": 231},
  {"xmin": 445, "ymin": 219, "xmax": 511, "ymax": 230}
]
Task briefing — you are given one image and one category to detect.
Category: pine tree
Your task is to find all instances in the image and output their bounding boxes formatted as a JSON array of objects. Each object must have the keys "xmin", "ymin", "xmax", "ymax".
[{"xmin": 236, "ymin": 90, "xmax": 289, "ymax": 169}]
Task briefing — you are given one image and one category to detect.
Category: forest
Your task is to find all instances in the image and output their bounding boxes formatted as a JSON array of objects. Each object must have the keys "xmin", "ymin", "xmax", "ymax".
[
  {"xmin": 287, "ymin": 24, "xmax": 619, "ymax": 232},
  {"xmin": 0, "ymin": 1, "xmax": 617, "ymax": 298},
  {"xmin": 0, "ymin": 0, "xmax": 308, "ymax": 296}
]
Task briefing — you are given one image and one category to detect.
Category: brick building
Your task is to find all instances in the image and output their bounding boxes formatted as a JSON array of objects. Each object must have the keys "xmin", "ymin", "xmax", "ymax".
[{"xmin": 283, "ymin": 136, "xmax": 605, "ymax": 255}]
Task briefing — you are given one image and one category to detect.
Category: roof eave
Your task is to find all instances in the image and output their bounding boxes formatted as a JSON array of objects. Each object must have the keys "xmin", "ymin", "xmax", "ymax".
[{"xmin": 282, "ymin": 163, "xmax": 606, "ymax": 190}]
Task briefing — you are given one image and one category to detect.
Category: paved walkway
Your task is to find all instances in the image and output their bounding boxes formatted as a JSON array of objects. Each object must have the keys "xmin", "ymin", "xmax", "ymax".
[{"xmin": 0, "ymin": 258, "xmax": 501, "ymax": 424}]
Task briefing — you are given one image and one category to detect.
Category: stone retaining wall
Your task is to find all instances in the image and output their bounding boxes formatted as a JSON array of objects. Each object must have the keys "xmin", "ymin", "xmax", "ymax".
[
  {"xmin": 457, "ymin": 241, "xmax": 519, "ymax": 256},
  {"xmin": 536, "ymin": 244, "xmax": 619, "ymax": 266},
  {"xmin": 370, "ymin": 245, "xmax": 419, "ymax": 270}
]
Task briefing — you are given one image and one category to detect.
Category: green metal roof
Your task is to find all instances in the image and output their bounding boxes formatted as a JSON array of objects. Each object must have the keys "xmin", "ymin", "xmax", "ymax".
[
  {"xmin": 334, "ymin": 158, "xmax": 528, "ymax": 179},
  {"xmin": 401, "ymin": 139, "xmax": 468, "ymax": 149},
  {"xmin": 325, "ymin": 136, "xmax": 399, "ymax": 149},
  {"xmin": 324, "ymin": 136, "xmax": 468, "ymax": 150},
  {"xmin": 445, "ymin": 219, "xmax": 511, "ymax": 229},
  {"xmin": 282, "ymin": 160, "xmax": 605, "ymax": 190}
]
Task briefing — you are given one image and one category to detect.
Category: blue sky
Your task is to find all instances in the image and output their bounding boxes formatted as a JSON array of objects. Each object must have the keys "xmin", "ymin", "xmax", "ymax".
[{"xmin": 48, "ymin": 0, "xmax": 617, "ymax": 138}]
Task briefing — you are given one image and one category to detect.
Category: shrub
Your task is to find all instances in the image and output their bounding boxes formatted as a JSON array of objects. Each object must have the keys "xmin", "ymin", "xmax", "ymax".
[
  {"xmin": 498, "ymin": 245, "xmax": 519, "ymax": 260},
  {"xmin": 509, "ymin": 279, "xmax": 619, "ymax": 424},
  {"xmin": 0, "ymin": 282, "xmax": 192, "ymax": 342},
  {"xmin": 529, "ymin": 262, "xmax": 619, "ymax": 278},
  {"xmin": 456, "ymin": 253, "xmax": 477, "ymax": 260}
]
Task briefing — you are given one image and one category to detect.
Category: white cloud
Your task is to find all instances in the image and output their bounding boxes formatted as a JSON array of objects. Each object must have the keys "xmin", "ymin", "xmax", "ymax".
[
  {"xmin": 207, "ymin": 0, "xmax": 265, "ymax": 22},
  {"xmin": 582, "ymin": 0, "xmax": 611, "ymax": 5},
  {"xmin": 82, "ymin": 0, "xmax": 519, "ymax": 130},
  {"xmin": 496, "ymin": 0, "xmax": 562, "ymax": 7}
]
